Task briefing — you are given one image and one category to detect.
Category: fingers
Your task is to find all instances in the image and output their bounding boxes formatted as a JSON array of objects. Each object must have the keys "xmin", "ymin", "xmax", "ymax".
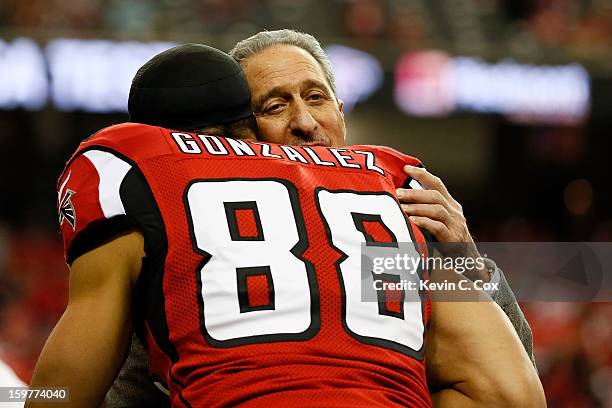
[
  {"xmin": 403, "ymin": 165, "xmax": 460, "ymax": 208},
  {"xmin": 401, "ymin": 203, "xmax": 450, "ymax": 223},
  {"xmin": 396, "ymin": 188, "xmax": 446, "ymax": 206},
  {"xmin": 397, "ymin": 187, "xmax": 468, "ymax": 244},
  {"xmin": 409, "ymin": 216, "xmax": 450, "ymax": 239},
  {"xmin": 396, "ymin": 168, "xmax": 470, "ymax": 245},
  {"xmin": 403, "ymin": 165, "xmax": 448, "ymax": 193}
]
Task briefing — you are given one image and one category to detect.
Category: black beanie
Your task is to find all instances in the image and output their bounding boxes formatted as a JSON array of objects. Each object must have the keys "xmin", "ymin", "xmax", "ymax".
[{"xmin": 128, "ymin": 43, "xmax": 253, "ymax": 131}]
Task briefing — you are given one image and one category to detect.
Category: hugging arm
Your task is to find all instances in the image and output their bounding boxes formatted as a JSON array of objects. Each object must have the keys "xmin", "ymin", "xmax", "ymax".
[
  {"xmin": 397, "ymin": 165, "xmax": 536, "ymax": 367},
  {"xmin": 27, "ymin": 231, "xmax": 144, "ymax": 408},
  {"xmin": 425, "ymin": 267, "xmax": 544, "ymax": 407}
]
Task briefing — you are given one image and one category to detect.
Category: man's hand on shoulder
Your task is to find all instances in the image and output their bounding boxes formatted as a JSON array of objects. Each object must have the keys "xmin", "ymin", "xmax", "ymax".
[{"xmin": 396, "ymin": 165, "xmax": 490, "ymax": 282}]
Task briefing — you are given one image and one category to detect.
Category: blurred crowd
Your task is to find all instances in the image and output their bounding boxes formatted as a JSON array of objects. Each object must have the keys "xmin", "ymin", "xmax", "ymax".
[
  {"xmin": 526, "ymin": 303, "xmax": 612, "ymax": 407},
  {"xmin": 0, "ymin": 0, "xmax": 611, "ymax": 54}
]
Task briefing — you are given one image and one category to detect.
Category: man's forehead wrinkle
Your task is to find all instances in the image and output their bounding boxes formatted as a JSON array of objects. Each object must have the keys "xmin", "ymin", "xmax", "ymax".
[
  {"xmin": 245, "ymin": 45, "xmax": 332, "ymax": 109},
  {"xmin": 251, "ymin": 67, "xmax": 329, "ymax": 96},
  {"xmin": 254, "ymin": 61, "xmax": 324, "ymax": 82},
  {"xmin": 245, "ymin": 46, "xmax": 326, "ymax": 83},
  {"xmin": 301, "ymin": 79, "xmax": 330, "ymax": 92}
]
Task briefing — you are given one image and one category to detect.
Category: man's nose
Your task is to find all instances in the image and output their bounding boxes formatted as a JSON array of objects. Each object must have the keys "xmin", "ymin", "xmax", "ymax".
[{"xmin": 289, "ymin": 101, "xmax": 317, "ymax": 139}]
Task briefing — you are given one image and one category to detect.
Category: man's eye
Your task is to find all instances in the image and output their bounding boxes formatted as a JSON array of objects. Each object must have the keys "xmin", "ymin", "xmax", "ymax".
[
  {"xmin": 306, "ymin": 92, "xmax": 329, "ymax": 103},
  {"xmin": 265, "ymin": 103, "xmax": 284, "ymax": 113}
]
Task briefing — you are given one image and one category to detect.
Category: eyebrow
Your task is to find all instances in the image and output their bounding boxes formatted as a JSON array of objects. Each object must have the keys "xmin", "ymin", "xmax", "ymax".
[
  {"xmin": 252, "ymin": 79, "xmax": 331, "ymax": 111},
  {"xmin": 252, "ymin": 86, "xmax": 288, "ymax": 111}
]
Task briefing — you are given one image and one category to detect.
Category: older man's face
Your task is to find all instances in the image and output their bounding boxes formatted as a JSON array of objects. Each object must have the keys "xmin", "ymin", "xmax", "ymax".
[{"xmin": 241, "ymin": 45, "xmax": 346, "ymax": 147}]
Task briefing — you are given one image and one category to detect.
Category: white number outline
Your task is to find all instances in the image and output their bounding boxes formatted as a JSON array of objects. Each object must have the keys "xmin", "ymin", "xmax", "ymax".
[
  {"xmin": 315, "ymin": 187, "xmax": 427, "ymax": 359},
  {"xmin": 184, "ymin": 178, "xmax": 319, "ymax": 348},
  {"xmin": 184, "ymin": 180, "xmax": 426, "ymax": 358}
]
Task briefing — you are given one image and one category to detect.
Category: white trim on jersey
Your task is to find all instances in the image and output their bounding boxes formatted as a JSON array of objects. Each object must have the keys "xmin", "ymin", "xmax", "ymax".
[
  {"xmin": 58, "ymin": 170, "xmax": 71, "ymax": 204},
  {"xmin": 83, "ymin": 150, "xmax": 132, "ymax": 219},
  {"xmin": 408, "ymin": 179, "xmax": 423, "ymax": 190}
]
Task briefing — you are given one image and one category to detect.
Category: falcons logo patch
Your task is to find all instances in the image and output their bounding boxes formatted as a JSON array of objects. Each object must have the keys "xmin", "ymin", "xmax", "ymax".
[
  {"xmin": 58, "ymin": 171, "xmax": 77, "ymax": 230},
  {"xmin": 59, "ymin": 189, "xmax": 76, "ymax": 230}
]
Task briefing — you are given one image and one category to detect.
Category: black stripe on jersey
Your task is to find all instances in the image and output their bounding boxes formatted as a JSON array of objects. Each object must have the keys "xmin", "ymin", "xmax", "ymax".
[
  {"xmin": 177, "ymin": 390, "xmax": 192, "ymax": 408},
  {"xmin": 59, "ymin": 147, "xmax": 150, "ymax": 267},
  {"xmin": 64, "ymin": 146, "xmax": 177, "ymax": 363},
  {"xmin": 224, "ymin": 201, "xmax": 265, "ymax": 241},
  {"xmin": 118, "ymin": 165, "xmax": 177, "ymax": 364},
  {"xmin": 168, "ymin": 368, "xmax": 192, "ymax": 408},
  {"xmin": 236, "ymin": 266, "xmax": 275, "ymax": 313},
  {"xmin": 60, "ymin": 145, "xmax": 178, "ymax": 373},
  {"xmin": 375, "ymin": 272, "xmax": 406, "ymax": 319},
  {"xmin": 66, "ymin": 215, "xmax": 139, "ymax": 264},
  {"xmin": 351, "ymin": 213, "xmax": 399, "ymax": 248}
]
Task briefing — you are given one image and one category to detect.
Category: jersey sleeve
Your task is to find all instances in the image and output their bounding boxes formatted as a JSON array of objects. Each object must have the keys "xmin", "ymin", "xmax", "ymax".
[{"xmin": 57, "ymin": 148, "xmax": 163, "ymax": 265}]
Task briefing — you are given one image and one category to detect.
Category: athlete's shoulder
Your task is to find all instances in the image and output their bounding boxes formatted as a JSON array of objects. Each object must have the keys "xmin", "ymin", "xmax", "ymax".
[
  {"xmin": 349, "ymin": 144, "xmax": 422, "ymax": 167},
  {"xmin": 55, "ymin": 123, "xmax": 169, "ymax": 264},
  {"xmin": 347, "ymin": 144, "xmax": 423, "ymax": 186},
  {"xmin": 86, "ymin": 122, "xmax": 161, "ymax": 142},
  {"xmin": 78, "ymin": 122, "xmax": 173, "ymax": 159}
]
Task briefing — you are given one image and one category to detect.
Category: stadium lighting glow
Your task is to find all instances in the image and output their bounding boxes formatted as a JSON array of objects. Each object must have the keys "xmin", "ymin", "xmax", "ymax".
[
  {"xmin": 0, "ymin": 37, "xmax": 48, "ymax": 110},
  {"xmin": 395, "ymin": 51, "xmax": 591, "ymax": 125},
  {"xmin": 325, "ymin": 45, "xmax": 383, "ymax": 113},
  {"xmin": 0, "ymin": 37, "xmax": 593, "ymax": 125},
  {"xmin": 46, "ymin": 39, "xmax": 176, "ymax": 112}
]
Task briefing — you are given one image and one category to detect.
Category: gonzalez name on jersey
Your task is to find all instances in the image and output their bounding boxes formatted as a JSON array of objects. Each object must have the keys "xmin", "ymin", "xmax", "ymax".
[{"xmin": 57, "ymin": 123, "xmax": 432, "ymax": 408}]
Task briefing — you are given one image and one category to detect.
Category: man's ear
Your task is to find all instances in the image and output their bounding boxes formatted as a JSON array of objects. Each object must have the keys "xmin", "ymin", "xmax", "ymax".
[{"xmin": 337, "ymin": 98, "xmax": 347, "ymax": 145}]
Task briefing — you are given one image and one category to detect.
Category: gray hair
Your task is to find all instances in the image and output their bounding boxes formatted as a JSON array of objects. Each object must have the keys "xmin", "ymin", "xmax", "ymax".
[{"xmin": 229, "ymin": 29, "xmax": 337, "ymax": 97}]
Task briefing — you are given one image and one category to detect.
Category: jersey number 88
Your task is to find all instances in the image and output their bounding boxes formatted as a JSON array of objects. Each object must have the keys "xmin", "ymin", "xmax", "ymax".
[{"xmin": 185, "ymin": 179, "xmax": 425, "ymax": 357}]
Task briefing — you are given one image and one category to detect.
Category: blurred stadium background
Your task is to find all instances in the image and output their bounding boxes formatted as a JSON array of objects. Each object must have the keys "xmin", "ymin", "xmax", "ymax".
[{"xmin": 0, "ymin": 0, "xmax": 611, "ymax": 406}]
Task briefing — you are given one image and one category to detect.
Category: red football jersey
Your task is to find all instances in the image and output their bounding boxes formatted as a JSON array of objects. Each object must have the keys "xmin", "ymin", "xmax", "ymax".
[{"xmin": 57, "ymin": 123, "xmax": 432, "ymax": 408}]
